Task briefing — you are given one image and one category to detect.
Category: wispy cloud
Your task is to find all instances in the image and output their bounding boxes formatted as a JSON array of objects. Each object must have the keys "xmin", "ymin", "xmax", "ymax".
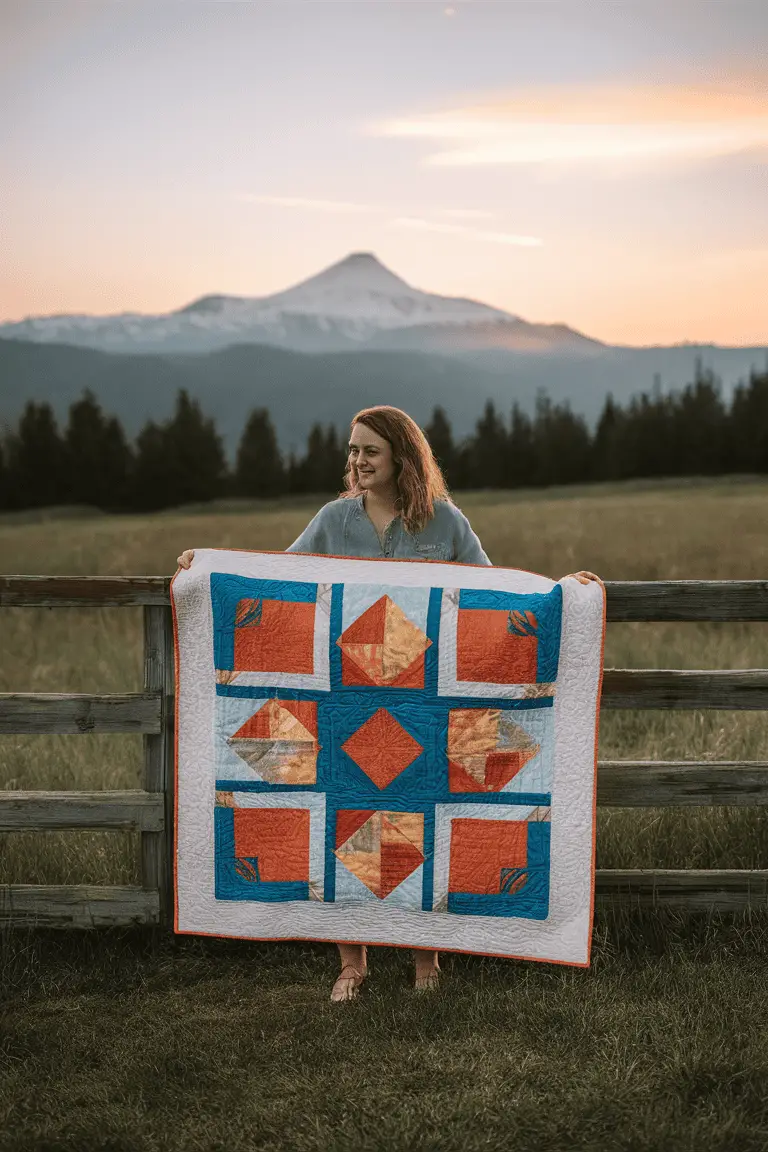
[
  {"xmin": 434, "ymin": 207, "xmax": 495, "ymax": 220},
  {"xmin": 237, "ymin": 194, "xmax": 533, "ymax": 244},
  {"xmin": 390, "ymin": 217, "xmax": 542, "ymax": 247},
  {"xmin": 236, "ymin": 194, "xmax": 376, "ymax": 213},
  {"xmin": 373, "ymin": 81, "xmax": 768, "ymax": 167},
  {"xmin": 236, "ymin": 194, "xmax": 497, "ymax": 220}
]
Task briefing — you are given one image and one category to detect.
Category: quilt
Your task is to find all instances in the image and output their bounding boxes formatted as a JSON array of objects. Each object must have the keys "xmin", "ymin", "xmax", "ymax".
[{"xmin": 172, "ymin": 549, "xmax": 605, "ymax": 966}]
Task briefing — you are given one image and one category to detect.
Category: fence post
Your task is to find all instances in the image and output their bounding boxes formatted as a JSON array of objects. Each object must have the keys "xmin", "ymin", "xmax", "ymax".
[{"xmin": 142, "ymin": 605, "xmax": 175, "ymax": 925}]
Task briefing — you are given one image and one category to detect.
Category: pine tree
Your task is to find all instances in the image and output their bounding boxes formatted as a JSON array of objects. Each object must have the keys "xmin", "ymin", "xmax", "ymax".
[
  {"xmin": 131, "ymin": 390, "xmax": 227, "ymax": 510},
  {"xmin": 323, "ymin": 425, "xmax": 348, "ymax": 493},
  {"xmin": 235, "ymin": 408, "xmax": 284, "ymax": 497},
  {"xmin": 674, "ymin": 372, "xmax": 727, "ymax": 476},
  {"xmin": 130, "ymin": 421, "xmax": 167, "ymax": 512},
  {"xmin": 467, "ymin": 400, "xmax": 508, "ymax": 488},
  {"xmin": 505, "ymin": 403, "xmax": 536, "ymax": 488},
  {"xmin": 285, "ymin": 449, "xmax": 304, "ymax": 494},
  {"xmin": 5, "ymin": 402, "xmax": 67, "ymax": 509},
  {"xmin": 0, "ymin": 434, "xmax": 8, "ymax": 510},
  {"xmin": 300, "ymin": 423, "xmax": 328, "ymax": 493},
  {"xmin": 591, "ymin": 393, "xmax": 622, "ymax": 480},
  {"xmin": 64, "ymin": 390, "xmax": 132, "ymax": 509},
  {"xmin": 532, "ymin": 393, "xmax": 591, "ymax": 486},
  {"xmin": 729, "ymin": 368, "xmax": 768, "ymax": 473},
  {"xmin": 425, "ymin": 407, "xmax": 456, "ymax": 484}
]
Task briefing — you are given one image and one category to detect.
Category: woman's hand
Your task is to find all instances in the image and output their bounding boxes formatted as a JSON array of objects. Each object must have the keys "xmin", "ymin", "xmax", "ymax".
[
  {"xmin": 565, "ymin": 570, "xmax": 603, "ymax": 586},
  {"xmin": 176, "ymin": 549, "xmax": 195, "ymax": 570}
]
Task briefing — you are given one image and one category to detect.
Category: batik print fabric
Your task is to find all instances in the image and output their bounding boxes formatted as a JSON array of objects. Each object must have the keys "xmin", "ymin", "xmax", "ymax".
[{"xmin": 173, "ymin": 551, "xmax": 605, "ymax": 966}]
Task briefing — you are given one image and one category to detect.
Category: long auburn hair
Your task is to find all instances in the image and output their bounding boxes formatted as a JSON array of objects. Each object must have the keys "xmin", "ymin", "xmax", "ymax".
[{"xmin": 341, "ymin": 405, "xmax": 451, "ymax": 534}]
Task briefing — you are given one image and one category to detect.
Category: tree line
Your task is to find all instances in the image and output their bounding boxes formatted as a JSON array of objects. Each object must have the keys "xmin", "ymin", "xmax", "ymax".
[{"xmin": 0, "ymin": 360, "xmax": 766, "ymax": 513}]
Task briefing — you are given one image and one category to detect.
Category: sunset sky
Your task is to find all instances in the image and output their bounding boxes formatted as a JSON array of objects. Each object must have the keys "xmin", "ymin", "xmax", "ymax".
[{"xmin": 1, "ymin": 0, "xmax": 767, "ymax": 345}]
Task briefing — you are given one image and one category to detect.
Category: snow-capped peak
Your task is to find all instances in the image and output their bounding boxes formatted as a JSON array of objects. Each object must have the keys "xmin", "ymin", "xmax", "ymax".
[{"xmin": 176, "ymin": 252, "xmax": 515, "ymax": 330}]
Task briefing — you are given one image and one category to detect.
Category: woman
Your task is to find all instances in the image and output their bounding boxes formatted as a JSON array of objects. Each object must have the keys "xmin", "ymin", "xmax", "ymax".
[{"xmin": 177, "ymin": 404, "xmax": 601, "ymax": 1002}]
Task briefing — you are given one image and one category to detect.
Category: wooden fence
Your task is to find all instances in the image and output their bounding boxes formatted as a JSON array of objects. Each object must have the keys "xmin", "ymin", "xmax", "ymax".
[{"xmin": 1, "ymin": 575, "xmax": 767, "ymax": 927}]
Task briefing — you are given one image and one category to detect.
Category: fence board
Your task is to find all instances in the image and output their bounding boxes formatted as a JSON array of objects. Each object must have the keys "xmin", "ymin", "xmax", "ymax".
[
  {"xmin": 0, "ymin": 575, "xmax": 170, "ymax": 607},
  {"xmin": 606, "ymin": 580, "xmax": 768, "ymax": 621},
  {"xmin": 0, "ymin": 672, "xmax": 764, "ymax": 734},
  {"xmin": 0, "ymin": 885, "xmax": 160, "ymax": 927},
  {"xmin": 595, "ymin": 869, "xmax": 768, "ymax": 910},
  {"xmin": 0, "ymin": 790, "xmax": 163, "ymax": 831},
  {"xmin": 3, "ymin": 576, "xmax": 768, "ymax": 620},
  {"xmin": 601, "ymin": 669, "xmax": 768, "ymax": 710},
  {"xmin": 1, "ymin": 873, "xmax": 764, "ymax": 925},
  {"xmin": 597, "ymin": 761, "xmax": 768, "ymax": 806},
  {"xmin": 0, "ymin": 692, "xmax": 162, "ymax": 734}
]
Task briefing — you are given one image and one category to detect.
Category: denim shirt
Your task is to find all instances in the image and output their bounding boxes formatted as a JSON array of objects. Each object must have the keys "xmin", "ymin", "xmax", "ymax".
[{"xmin": 286, "ymin": 496, "xmax": 492, "ymax": 565}]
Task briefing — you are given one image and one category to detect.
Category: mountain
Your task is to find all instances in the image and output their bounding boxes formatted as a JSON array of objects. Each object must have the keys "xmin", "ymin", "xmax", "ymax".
[
  {"xmin": 0, "ymin": 252, "xmax": 602, "ymax": 356},
  {"xmin": 1, "ymin": 336, "xmax": 764, "ymax": 457}
]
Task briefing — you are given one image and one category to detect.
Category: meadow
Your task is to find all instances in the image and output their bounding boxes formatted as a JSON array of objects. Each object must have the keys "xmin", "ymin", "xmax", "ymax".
[{"xmin": 1, "ymin": 478, "xmax": 768, "ymax": 1151}]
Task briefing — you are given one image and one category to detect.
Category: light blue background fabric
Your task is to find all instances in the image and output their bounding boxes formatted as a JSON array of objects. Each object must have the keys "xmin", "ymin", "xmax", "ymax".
[{"xmin": 286, "ymin": 495, "xmax": 492, "ymax": 565}]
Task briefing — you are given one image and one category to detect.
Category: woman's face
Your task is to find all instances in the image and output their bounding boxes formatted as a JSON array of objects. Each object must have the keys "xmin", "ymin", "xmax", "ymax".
[{"xmin": 348, "ymin": 421, "xmax": 397, "ymax": 493}]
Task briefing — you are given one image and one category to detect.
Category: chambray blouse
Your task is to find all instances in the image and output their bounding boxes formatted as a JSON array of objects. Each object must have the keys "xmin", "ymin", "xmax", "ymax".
[{"xmin": 286, "ymin": 496, "xmax": 492, "ymax": 566}]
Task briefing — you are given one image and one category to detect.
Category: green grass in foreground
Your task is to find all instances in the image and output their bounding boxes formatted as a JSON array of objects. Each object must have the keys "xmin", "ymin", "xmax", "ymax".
[
  {"xmin": 1, "ymin": 480, "xmax": 768, "ymax": 1150},
  {"xmin": 2, "ymin": 922, "xmax": 768, "ymax": 1152}
]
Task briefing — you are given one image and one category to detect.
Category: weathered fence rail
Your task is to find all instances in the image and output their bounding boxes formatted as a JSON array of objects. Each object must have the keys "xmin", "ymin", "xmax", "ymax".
[{"xmin": 1, "ymin": 575, "xmax": 767, "ymax": 927}]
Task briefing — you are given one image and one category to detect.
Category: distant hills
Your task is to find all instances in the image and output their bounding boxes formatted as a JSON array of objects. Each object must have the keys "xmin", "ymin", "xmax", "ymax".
[{"xmin": 1, "ymin": 335, "xmax": 765, "ymax": 455}]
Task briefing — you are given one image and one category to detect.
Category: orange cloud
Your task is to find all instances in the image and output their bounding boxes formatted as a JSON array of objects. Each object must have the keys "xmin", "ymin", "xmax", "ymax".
[{"xmin": 374, "ymin": 81, "xmax": 768, "ymax": 167}]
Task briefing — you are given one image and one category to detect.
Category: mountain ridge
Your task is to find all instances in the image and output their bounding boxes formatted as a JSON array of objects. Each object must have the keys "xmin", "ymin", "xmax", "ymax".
[
  {"xmin": 1, "ymin": 335, "xmax": 764, "ymax": 458},
  {"xmin": 0, "ymin": 252, "xmax": 601, "ymax": 356}
]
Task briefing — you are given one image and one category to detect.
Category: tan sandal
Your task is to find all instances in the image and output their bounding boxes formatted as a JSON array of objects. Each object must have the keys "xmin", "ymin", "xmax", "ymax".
[
  {"xmin": 331, "ymin": 960, "xmax": 367, "ymax": 1003},
  {"xmin": 414, "ymin": 966, "xmax": 440, "ymax": 992}
]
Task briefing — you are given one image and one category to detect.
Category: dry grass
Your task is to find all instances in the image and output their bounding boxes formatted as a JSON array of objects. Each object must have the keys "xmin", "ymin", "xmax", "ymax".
[
  {"xmin": 1, "ymin": 478, "xmax": 767, "ymax": 883},
  {"xmin": 1, "ymin": 478, "xmax": 768, "ymax": 1151}
]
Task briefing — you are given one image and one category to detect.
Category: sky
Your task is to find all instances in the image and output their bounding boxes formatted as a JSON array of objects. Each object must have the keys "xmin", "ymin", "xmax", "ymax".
[{"xmin": 1, "ymin": 0, "xmax": 767, "ymax": 346}]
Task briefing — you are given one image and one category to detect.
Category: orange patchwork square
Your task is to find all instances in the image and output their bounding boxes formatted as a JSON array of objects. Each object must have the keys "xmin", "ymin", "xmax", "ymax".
[
  {"xmin": 233, "ymin": 598, "xmax": 315, "ymax": 674},
  {"xmin": 233, "ymin": 807, "xmax": 310, "ymax": 882},
  {"xmin": 448, "ymin": 818, "xmax": 528, "ymax": 894},
  {"xmin": 456, "ymin": 608, "xmax": 538, "ymax": 684}
]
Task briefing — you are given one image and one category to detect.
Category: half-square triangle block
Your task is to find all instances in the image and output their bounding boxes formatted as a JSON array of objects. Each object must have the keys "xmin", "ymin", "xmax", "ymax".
[
  {"xmin": 335, "ymin": 810, "xmax": 424, "ymax": 898},
  {"xmin": 337, "ymin": 594, "xmax": 431, "ymax": 688},
  {"xmin": 342, "ymin": 708, "xmax": 423, "ymax": 789},
  {"xmin": 228, "ymin": 699, "xmax": 319, "ymax": 783},
  {"xmin": 448, "ymin": 708, "xmax": 540, "ymax": 792}
]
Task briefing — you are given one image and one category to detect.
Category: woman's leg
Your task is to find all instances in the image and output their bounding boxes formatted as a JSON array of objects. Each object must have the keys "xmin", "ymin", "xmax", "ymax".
[
  {"xmin": 330, "ymin": 942, "xmax": 368, "ymax": 1002},
  {"xmin": 413, "ymin": 948, "xmax": 440, "ymax": 990}
]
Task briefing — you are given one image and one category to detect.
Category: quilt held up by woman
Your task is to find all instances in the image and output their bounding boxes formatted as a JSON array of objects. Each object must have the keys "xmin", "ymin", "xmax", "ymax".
[{"xmin": 172, "ymin": 550, "xmax": 605, "ymax": 966}]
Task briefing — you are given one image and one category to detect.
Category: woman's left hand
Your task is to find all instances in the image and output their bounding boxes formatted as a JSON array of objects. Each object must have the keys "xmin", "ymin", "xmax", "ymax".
[{"xmin": 564, "ymin": 570, "xmax": 604, "ymax": 586}]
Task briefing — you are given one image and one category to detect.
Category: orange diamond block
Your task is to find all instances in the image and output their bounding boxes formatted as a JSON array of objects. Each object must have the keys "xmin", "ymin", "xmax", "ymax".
[{"xmin": 341, "ymin": 708, "xmax": 423, "ymax": 789}]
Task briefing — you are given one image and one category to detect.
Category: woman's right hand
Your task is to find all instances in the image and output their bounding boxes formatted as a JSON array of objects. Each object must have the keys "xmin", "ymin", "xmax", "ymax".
[{"xmin": 177, "ymin": 549, "xmax": 195, "ymax": 570}]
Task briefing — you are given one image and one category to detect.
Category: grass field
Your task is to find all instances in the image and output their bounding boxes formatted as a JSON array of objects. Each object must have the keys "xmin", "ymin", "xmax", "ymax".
[{"xmin": 2, "ymin": 479, "xmax": 768, "ymax": 1151}]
